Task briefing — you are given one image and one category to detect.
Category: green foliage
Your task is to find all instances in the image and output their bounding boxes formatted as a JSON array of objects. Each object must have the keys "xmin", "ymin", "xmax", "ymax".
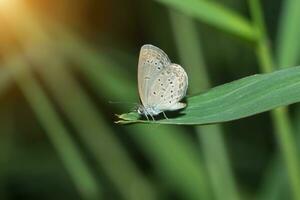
[
  {"xmin": 1, "ymin": 0, "xmax": 300, "ymax": 200},
  {"xmin": 155, "ymin": 0, "xmax": 257, "ymax": 41},
  {"xmin": 118, "ymin": 66, "xmax": 300, "ymax": 125}
]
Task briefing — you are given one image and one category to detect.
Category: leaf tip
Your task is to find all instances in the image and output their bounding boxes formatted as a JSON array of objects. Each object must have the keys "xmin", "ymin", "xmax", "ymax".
[{"xmin": 115, "ymin": 112, "xmax": 140, "ymax": 125}]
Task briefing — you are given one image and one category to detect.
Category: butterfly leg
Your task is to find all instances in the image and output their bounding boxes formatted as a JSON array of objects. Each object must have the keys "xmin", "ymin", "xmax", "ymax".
[
  {"xmin": 162, "ymin": 111, "xmax": 168, "ymax": 120},
  {"xmin": 144, "ymin": 114, "xmax": 150, "ymax": 121},
  {"xmin": 149, "ymin": 114, "xmax": 155, "ymax": 121}
]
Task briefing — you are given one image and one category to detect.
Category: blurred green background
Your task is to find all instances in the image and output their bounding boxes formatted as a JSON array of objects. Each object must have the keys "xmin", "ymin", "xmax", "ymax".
[{"xmin": 0, "ymin": 0, "xmax": 300, "ymax": 199}]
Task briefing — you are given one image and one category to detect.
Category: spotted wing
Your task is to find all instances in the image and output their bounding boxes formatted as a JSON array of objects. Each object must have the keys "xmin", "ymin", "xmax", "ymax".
[
  {"xmin": 147, "ymin": 64, "xmax": 188, "ymax": 111},
  {"xmin": 137, "ymin": 44, "xmax": 171, "ymax": 106}
]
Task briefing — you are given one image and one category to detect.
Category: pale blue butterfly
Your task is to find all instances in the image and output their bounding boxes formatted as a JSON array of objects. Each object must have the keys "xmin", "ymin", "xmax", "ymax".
[{"xmin": 137, "ymin": 44, "xmax": 188, "ymax": 120}]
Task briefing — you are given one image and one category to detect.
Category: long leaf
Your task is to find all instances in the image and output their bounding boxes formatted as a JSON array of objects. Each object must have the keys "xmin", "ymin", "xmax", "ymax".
[{"xmin": 118, "ymin": 66, "xmax": 300, "ymax": 125}]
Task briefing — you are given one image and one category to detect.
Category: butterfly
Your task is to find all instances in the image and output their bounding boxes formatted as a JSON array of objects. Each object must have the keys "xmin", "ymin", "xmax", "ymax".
[{"xmin": 137, "ymin": 44, "xmax": 188, "ymax": 120}]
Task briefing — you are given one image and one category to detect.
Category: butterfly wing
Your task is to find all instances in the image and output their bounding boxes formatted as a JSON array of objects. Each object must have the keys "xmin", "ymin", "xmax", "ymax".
[
  {"xmin": 147, "ymin": 64, "xmax": 188, "ymax": 111},
  {"xmin": 138, "ymin": 44, "xmax": 171, "ymax": 106}
]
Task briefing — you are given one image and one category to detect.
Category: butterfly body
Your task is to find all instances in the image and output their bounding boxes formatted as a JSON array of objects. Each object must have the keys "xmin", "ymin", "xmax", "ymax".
[{"xmin": 137, "ymin": 44, "xmax": 188, "ymax": 118}]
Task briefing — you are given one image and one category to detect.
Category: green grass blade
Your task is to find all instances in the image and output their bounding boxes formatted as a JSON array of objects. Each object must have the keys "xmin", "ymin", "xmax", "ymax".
[
  {"xmin": 6, "ymin": 57, "xmax": 102, "ymax": 200},
  {"xmin": 169, "ymin": 10, "xmax": 240, "ymax": 200},
  {"xmin": 118, "ymin": 66, "xmax": 300, "ymax": 125},
  {"xmin": 154, "ymin": 0, "xmax": 257, "ymax": 41},
  {"xmin": 276, "ymin": 0, "xmax": 300, "ymax": 67}
]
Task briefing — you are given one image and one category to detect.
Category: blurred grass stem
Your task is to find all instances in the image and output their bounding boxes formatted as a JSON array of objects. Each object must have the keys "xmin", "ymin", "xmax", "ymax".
[
  {"xmin": 249, "ymin": 1, "xmax": 300, "ymax": 199},
  {"xmin": 7, "ymin": 57, "xmax": 102, "ymax": 200}
]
